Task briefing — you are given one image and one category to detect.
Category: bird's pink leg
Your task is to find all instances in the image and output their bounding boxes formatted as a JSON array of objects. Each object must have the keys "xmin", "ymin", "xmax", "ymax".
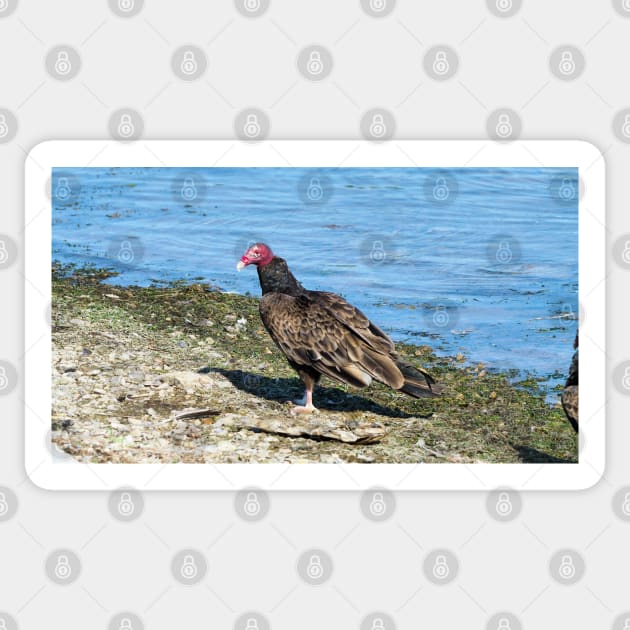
[{"xmin": 290, "ymin": 387, "xmax": 317, "ymax": 415}]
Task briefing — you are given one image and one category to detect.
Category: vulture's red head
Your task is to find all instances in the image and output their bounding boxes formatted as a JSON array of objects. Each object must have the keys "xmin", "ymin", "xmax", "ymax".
[{"xmin": 237, "ymin": 242, "xmax": 274, "ymax": 271}]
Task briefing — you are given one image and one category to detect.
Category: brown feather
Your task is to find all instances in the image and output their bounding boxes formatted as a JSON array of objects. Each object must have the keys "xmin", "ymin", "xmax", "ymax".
[{"xmin": 258, "ymin": 273, "xmax": 440, "ymax": 398}]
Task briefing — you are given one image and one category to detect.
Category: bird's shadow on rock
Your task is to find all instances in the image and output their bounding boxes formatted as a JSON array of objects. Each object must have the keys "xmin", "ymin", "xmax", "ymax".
[
  {"xmin": 205, "ymin": 368, "xmax": 414, "ymax": 419},
  {"xmin": 511, "ymin": 444, "xmax": 578, "ymax": 464}
]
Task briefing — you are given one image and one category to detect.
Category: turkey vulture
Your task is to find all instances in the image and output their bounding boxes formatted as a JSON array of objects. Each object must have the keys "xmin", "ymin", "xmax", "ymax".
[
  {"xmin": 561, "ymin": 332, "xmax": 578, "ymax": 432},
  {"xmin": 237, "ymin": 243, "xmax": 442, "ymax": 414}
]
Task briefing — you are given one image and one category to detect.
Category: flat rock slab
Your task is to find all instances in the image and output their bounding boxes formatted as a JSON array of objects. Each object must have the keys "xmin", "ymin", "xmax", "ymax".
[{"xmin": 215, "ymin": 412, "xmax": 386, "ymax": 444}]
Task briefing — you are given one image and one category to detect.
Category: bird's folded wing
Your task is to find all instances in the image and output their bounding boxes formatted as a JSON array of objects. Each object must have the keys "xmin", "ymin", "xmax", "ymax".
[{"xmin": 259, "ymin": 292, "xmax": 404, "ymax": 389}]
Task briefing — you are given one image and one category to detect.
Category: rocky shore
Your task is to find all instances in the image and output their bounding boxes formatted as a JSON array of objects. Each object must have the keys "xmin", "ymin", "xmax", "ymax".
[{"xmin": 51, "ymin": 265, "xmax": 577, "ymax": 465}]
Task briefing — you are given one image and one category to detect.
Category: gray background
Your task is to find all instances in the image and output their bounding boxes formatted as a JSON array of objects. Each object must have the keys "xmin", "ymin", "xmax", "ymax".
[{"xmin": 1, "ymin": 0, "xmax": 629, "ymax": 628}]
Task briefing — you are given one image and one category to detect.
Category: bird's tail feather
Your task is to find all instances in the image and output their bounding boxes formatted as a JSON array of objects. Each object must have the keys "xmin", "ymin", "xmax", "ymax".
[{"xmin": 396, "ymin": 360, "xmax": 443, "ymax": 398}]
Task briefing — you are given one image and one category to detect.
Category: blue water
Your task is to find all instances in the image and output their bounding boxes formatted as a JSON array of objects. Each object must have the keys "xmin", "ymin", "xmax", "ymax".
[{"xmin": 52, "ymin": 166, "xmax": 578, "ymax": 390}]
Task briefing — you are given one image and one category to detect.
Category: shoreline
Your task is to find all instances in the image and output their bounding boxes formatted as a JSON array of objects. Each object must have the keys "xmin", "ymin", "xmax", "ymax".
[{"xmin": 51, "ymin": 264, "xmax": 577, "ymax": 464}]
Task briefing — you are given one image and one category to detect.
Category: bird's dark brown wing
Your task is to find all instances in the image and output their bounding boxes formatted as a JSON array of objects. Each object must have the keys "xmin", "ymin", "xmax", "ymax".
[
  {"xmin": 259, "ymin": 290, "xmax": 404, "ymax": 390},
  {"xmin": 562, "ymin": 346, "xmax": 578, "ymax": 432}
]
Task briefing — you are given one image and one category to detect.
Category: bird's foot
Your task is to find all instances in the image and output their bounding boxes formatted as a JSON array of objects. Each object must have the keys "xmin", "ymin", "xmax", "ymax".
[{"xmin": 290, "ymin": 403, "xmax": 318, "ymax": 415}]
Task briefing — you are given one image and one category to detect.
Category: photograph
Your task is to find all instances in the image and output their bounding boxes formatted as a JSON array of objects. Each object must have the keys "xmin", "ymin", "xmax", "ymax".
[{"xmin": 51, "ymin": 165, "xmax": 579, "ymax": 465}]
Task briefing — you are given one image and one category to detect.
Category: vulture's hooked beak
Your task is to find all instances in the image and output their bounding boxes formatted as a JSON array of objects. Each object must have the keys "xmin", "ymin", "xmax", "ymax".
[{"xmin": 236, "ymin": 260, "xmax": 246, "ymax": 271}]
